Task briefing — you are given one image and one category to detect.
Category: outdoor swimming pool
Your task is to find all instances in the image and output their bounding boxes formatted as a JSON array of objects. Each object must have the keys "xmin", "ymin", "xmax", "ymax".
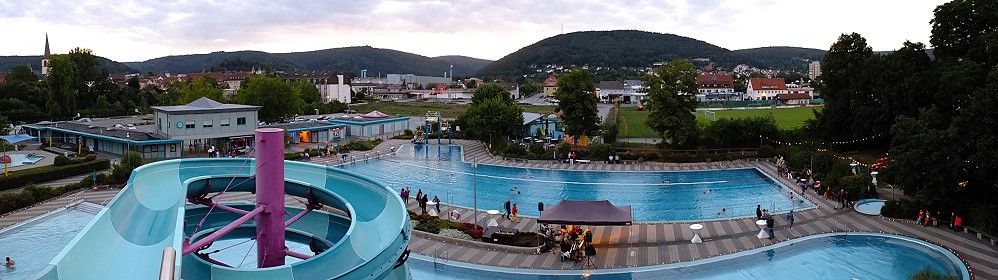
[
  {"xmin": 409, "ymin": 233, "xmax": 970, "ymax": 280},
  {"xmin": 856, "ymin": 199, "xmax": 887, "ymax": 215},
  {"xmin": 340, "ymin": 145, "xmax": 813, "ymax": 221},
  {"xmin": 3, "ymin": 153, "xmax": 44, "ymax": 167},
  {"xmin": 0, "ymin": 204, "xmax": 98, "ymax": 279}
]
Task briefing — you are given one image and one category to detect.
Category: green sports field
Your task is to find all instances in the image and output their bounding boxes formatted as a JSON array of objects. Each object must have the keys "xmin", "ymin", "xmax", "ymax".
[{"xmin": 616, "ymin": 106, "xmax": 820, "ymax": 138}]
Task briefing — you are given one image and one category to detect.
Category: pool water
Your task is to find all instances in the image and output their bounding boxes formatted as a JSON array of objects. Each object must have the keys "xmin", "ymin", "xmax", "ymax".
[
  {"xmin": 409, "ymin": 233, "xmax": 969, "ymax": 280},
  {"xmin": 0, "ymin": 206, "xmax": 97, "ymax": 279},
  {"xmin": 3, "ymin": 153, "xmax": 45, "ymax": 167},
  {"xmin": 340, "ymin": 145, "xmax": 813, "ymax": 221},
  {"xmin": 856, "ymin": 199, "xmax": 887, "ymax": 215}
]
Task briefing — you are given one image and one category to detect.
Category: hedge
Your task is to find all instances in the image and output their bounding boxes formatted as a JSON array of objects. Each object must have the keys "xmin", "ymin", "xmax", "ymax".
[
  {"xmin": 0, "ymin": 158, "xmax": 110, "ymax": 191},
  {"xmin": 54, "ymin": 154, "xmax": 98, "ymax": 166}
]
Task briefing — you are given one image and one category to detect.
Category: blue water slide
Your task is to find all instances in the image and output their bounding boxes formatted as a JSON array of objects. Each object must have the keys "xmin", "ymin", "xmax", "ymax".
[{"xmin": 34, "ymin": 159, "xmax": 411, "ymax": 280}]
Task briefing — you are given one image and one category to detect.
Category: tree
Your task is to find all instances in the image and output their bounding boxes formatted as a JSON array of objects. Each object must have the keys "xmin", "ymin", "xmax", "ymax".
[
  {"xmin": 465, "ymin": 82, "xmax": 523, "ymax": 139},
  {"xmin": 642, "ymin": 59, "xmax": 699, "ymax": 147},
  {"xmin": 233, "ymin": 76, "xmax": 303, "ymax": 123},
  {"xmin": 173, "ymin": 76, "xmax": 224, "ymax": 104},
  {"xmin": 554, "ymin": 68, "xmax": 600, "ymax": 139},
  {"xmin": 111, "ymin": 151, "xmax": 144, "ymax": 183},
  {"xmin": 930, "ymin": 0, "xmax": 998, "ymax": 66},
  {"xmin": 67, "ymin": 48, "xmax": 101, "ymax": 110},
  {"xmin": 292, "ymin": 80, "xmax": 321, "ymax": 104},
  {"xmin": 0, "ymin": 115, "xmax": 9, "ymax": 135},
  {"xmin": 814, "ymin": 33, "xmax": 875, "ymax": 140},
  {"xmin": 46, "ymin": 55, "xmax": 76, "ymax": 119},
  {"xmin": 7, "ymin": 65, "xmax": 37, "ymax": 84}
]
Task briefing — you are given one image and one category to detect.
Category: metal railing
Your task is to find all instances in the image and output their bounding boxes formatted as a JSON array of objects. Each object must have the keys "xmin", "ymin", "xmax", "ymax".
[{"xmin": 159, "ymin": 247, "xmax": 176, "ymax": 280}]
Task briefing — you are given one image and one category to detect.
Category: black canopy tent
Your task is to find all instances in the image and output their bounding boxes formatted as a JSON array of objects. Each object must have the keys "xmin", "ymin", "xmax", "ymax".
[{"xmin": 537, "ymin": 200, "xmax": 632, "ymax": 226}]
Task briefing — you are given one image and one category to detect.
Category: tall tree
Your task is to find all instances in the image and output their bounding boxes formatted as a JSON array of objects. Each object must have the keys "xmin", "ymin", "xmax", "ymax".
[
  {"xmin": 465, "ymin": 82, "xmax": 523, "ymax": 139},
  {"xmin": 554, "ymin": 68, "xmax": 600, "ymax": 139},
  {"xmin": 815, "ymin": 33, "xmax": 874, "ymax": 140},
  {"xmin": 233, "ymin": 76, "xmax": 303, "ymax": 123},
  {"xmin": 642, "ymin": 59, "xmax": 699, "ymax": 147},
  {"xmin": 67, "ymin": 48, "xmax": 102, "ymax": 110},
  {"xmin": 7, "ymin": 65, "xmax": 38, "ymax": 84},
  {"xmin": 46, "ymin": 55, "xmax": 76, "ymax": 119},
  {"xmin": 930, "ymin": 0, "xmax": 998, "ymax": 67}
]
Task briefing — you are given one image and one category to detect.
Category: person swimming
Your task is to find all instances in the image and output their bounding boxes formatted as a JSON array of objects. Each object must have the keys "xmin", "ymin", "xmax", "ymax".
[
  {"xmin": 662, "ymin": 180, "xmax": 672, "ymax": 184},
  {"xmin": 704, "ymin": 189, "xmax": 713, "ymax": 194},
  {"xmin": 717, "ymin": 208, "xmax": 726, "ymax": 216},
  {"xmin": 5, "ymin": 257, "xmax": 13, "ymax": 267},
  {"xmin": 511, "ymin": 186, "xmax": 521, "ymax": 194}
]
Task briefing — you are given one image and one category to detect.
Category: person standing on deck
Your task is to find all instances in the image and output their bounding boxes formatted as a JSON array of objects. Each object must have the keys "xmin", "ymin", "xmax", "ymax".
[
  {"xmin": 756, "ymin": 205, "xmax": 763, "ymax": 220},
  {"xmin": 504, "ymin": 198, "xmax": 512, "ymax": 220},
  {"xmin": 512, "ymin": 203, "xmax": 519, "ymax": 222},
  {"xmin": 786, "ymin": 210, "xmax": 795, "ymax": 230}
]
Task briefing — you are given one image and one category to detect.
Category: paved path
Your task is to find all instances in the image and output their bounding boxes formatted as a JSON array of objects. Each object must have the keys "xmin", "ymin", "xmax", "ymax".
[{"xmin": 1, "ymin": 140, "xmax": 993, "ymax": 279}]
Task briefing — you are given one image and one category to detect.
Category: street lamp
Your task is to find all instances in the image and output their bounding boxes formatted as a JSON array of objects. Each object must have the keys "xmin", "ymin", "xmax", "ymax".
[{"xmin": 870, "ymin": 171, "xmax": 879, "ymax": 195}]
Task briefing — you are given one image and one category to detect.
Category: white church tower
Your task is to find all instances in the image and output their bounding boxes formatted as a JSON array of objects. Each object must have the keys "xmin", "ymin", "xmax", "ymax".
[{"xmin": 41, "ymin": 33, "xmax": 51, "ymax": 77}]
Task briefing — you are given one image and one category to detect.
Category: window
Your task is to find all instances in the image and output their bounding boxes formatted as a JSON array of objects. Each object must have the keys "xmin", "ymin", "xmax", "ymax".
[
  {"xmin": 203, "ymin": 120, "xmax": 213, "ymax": 128},
  {"xmin": 237, "ymin": 117, "xmax": 247, "ymax": 125},
  {"xmin": 186, "ymin": 120, "xmax": 195, "ymax": 129},
  {"xmin": 220, "ymin": 119, "xmax": 230, "ymax": 127}
]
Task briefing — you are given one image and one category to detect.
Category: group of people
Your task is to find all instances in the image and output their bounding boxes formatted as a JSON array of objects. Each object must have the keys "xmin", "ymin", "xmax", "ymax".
[
  {"xmin": 504, "ymin": 198, "xmax": 519, "ymax": 222},
  {"xmin": 555, "ymin": 225, "xmax": 592, "ymax": 262},
  {"xmin": 916, "ymin": 210, "xmax": 964, "ymax": 231},
  {"xmin": 205, "ymin": 145, "xmax": 240, "ymax": 158},
  {"xmin": 756, "ymin": 204, "xmax": 796, "ymax": 239},
  {"xmin": 400, "ymin": 187, "xmax": 441, "ymax": 215},
  {"xmin": 606, "ymin": 154, "xmax": 621, "ymax": 164}
]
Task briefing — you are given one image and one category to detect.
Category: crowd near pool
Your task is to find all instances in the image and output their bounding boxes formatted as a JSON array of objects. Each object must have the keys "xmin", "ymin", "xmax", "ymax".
[
  {"xmin": 340, "ymin": 144, "xmax": 814, "ymax": 221},
  {"xmin": 409, "ymin": 233, "xmax": 969, "ymax": 280},
  {"xmin": 0, "ymin": 205, "xmax": 97, "ymax": 279}
]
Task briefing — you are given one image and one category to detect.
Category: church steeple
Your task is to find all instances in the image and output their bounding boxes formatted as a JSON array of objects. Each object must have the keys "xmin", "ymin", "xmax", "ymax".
[{"xmin": 42, "ymin": 33, "xmax": 51, "ymax": 77}]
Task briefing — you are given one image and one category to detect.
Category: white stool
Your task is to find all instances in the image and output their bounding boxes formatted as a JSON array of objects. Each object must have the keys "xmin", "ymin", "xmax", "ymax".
[
  {"xmin": 427, "ymin": 202, "xmax": 438, "ymax": 216},
  {"xmin": 486, "ymin": 209, "xmax": 500, "ymax": 228},
  {"xmin": 690, "ymin": 224, "xmax": 704, "ymax": 243},
  {"xmin": 756, "ymin": 220, "xmax": 770, "ymax": 239}
]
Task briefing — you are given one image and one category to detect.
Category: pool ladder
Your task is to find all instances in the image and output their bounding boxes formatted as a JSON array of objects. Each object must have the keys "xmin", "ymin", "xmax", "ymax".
[{"xmin": 432, "ymin": 245, "xmax": 451, "ymax": 268}]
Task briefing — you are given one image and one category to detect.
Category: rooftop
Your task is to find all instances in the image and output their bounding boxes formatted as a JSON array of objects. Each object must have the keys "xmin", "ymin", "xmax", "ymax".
[{"xmin": 152, "ymin": 97, "xmax": 260, "ymax": 114}]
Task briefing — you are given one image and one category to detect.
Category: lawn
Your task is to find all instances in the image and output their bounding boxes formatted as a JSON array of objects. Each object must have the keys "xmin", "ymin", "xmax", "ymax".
[
  {"xmin": 615, "ymin": 106, "xmax": 820, "ymax": 138},
  {"xmin": 697, "ymin": 106, "xmax": 820, "ymax": 130},
  {"xmin": 349, "ymin": 101, "xmax": 557, "ymax": 118}
]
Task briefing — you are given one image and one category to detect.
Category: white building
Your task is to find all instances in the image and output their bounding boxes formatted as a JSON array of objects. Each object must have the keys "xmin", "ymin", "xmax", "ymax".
[
  {"xmin": 746, "ymin": 78, "xmax": 788, "ymax": 100},
  {"xmin": 319, "ymin": 74, "xmax": 351, "ymax": 104},
  {"xmin": 808, "ymin": 61, "xmax": 822, "ymax": 80}
]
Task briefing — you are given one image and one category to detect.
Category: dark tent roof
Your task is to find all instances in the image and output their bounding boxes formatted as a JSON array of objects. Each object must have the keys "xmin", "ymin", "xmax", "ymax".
[{"xmin": 537, "ymin": 200, "xmax": 632, "ymax": 226}]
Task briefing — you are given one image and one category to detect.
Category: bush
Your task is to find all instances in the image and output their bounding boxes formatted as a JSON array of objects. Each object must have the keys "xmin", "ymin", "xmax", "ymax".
[
  {"xmin": 53, "ymin": 154, "xmax": 97, "ymax": 166},
  {"xmin": 528, "ymin": 143, "xmax": 546, "ymax": 157},
  {"xmin": 0, "ymin": 191, "xmax": 36, "ymax": 215},
  {"xmin": 0, "ymin": 159, "xmax": 111, "ymax": 191},
  {"xmin": 110, "ymin": 152, "xmax": 144, "ymax": 184},
  {"xmin": 503, "ymin": 144, "xmax": 527, "ymax": 157},
  {"xmin": 458, "ymin": 222, "xmax": 484, "ymax": 239},
  {"xmin": 555, "ymin": 142, "xmax": 571, "ymax": 159},
  {"xmin": 881, "ymin": 200, "xmax": 923, "ymax": 220},
  {"xmin": 439, "ymin": 229, "xmax": 474, "ymax": 240},
  {"xmin": 834, "ymin": 174, "xmax": 876, "ymax": 200},
  {"xmin": 587, "ymin": 143, "xmax": 613, "ymax": 161},
  {"xmin": 967, "ymin": 205, "xmax": 998, "ymax": 237},
  {"xmin": 343, "ymin": 139, "xmax": 383, "ymax": 151}
]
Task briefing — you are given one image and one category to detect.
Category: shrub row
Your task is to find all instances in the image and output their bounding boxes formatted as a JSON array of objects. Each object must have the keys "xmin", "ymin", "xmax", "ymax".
[
  {"xmin": 0, "ymin": 158, "xmax": 110, "ymax": 192},
  {"xmin": 53, "ymin": 154, "xmax": 97, "ymax": 166}
]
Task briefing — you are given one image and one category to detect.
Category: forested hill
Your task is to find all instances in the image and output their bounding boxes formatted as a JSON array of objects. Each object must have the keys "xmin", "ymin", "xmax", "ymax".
[
  {"xmin": 732, "ymin": 47, "xmax": 826, "ymax": 72},
  {"xmin": 434, "ymin": 55, "xmax": 494, "ymax": 78},
  {"xmin": 124, "ymin": 47, "xmax": 491, "ymax": 77},
  {"xmin": 0, "ymin": 56, "xmax": 137, "ymax": 74},
  {"xmin": 477, "ymin": 30, "xmax": 756, "ymax": 78}
]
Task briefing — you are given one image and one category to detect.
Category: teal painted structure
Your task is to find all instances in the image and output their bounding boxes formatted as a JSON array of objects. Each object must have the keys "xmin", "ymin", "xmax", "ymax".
[{"xmin": 34, "ymin": 158, "xmax": 411, "ymax": 280}]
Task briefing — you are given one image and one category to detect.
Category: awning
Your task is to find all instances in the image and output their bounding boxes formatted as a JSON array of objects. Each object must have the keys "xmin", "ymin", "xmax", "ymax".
[
  {"xmin": 537, "ymin": 200, "xmax": 632, "ymax": 226},
  {"xmin": 362, "ymin": 110, "xmax": 390, "ymax": 118},
  {"xmin": 0, "ymin": 134, "xmax": 36, "ymax": 144}
]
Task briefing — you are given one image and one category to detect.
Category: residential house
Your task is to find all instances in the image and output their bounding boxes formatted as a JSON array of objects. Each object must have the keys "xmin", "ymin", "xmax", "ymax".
[
  {"xmin": 542, "ymin": 75, "xmax": 558, "ymax": 97},
  {"xmin": 776, "ymin": 93, "xmax": 812, "ymax": 105},
  {"xmin": 746, "ymin": 78, "xmax": 788, "ymax": 100},
  {"xmin": 507, "ymin": 83, "xmax": 521, "ymax": 99},
  {"xmin": 696, "ymin": 73, "xmax": 739, "ymax": 102}
]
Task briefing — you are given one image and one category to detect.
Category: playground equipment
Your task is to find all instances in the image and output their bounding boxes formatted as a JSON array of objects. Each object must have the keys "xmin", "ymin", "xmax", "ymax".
[
  {"xmin": 414, "ymin": 111, "xmax": 451, "ymax": 145},
  {"xmin": 36, "ymin": 128, "xmax": 412, "ymax": 280}
]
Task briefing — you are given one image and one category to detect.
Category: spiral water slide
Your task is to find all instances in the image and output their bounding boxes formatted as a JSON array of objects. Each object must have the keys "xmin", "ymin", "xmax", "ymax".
[{"xmin": 35, "ymin": 129, "xmax": 411, "ymax": 280}]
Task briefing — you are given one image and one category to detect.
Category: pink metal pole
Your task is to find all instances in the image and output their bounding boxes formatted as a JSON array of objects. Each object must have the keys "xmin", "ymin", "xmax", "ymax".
[{"xmin": 255, "ymin": 128, "xmax": 286, "ymax": 268}]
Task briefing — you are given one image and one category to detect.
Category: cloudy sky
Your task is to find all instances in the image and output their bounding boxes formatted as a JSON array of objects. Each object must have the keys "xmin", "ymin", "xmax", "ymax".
[{"xmin": 1, "ymin": 0, "xmax": 948, "ymax": 62}]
